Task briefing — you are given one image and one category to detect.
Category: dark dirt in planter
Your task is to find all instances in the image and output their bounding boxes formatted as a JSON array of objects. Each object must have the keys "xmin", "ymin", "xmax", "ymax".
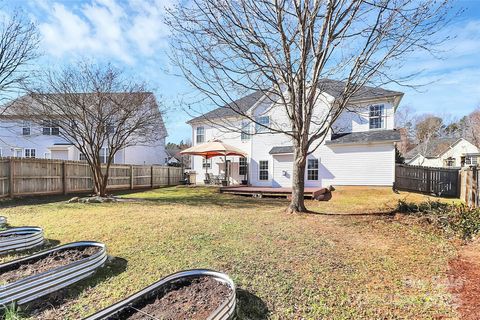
[
  {"xmin": 127, "ymin": 276, "xmax": 231, "ymax": 320},
  {"xmin": 0, "ymin": 247, "xmax": 99, "ymax": 285},
  {"xmin": 0, "ymin": 233, "xmax": 19, "ymax": 239}
]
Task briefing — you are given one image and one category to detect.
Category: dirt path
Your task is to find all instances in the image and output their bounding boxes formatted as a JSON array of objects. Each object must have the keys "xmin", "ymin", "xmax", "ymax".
[{"xmin": 449, "ymin": 240, "xmax": 480, "ymax": 319}]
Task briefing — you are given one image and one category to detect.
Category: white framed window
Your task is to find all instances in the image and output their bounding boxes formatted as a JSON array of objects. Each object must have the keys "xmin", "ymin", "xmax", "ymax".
[
  {"xmin": 99, "ymin": 148, "xmax": 113, "ymax": 164},
  {"xmin": 465, "ymin": 155, "xmax": 478, "ymax": 166},
  {"xmin": 196, "ymin": 127, "xmax": 205, "ymax": 143},
  {"xmin": 444, "ymin": 157, "xmax": 455, "ymax": 167},
  {"xmin": 241, "ymin": 122, "xmax": 251, "ymax": 141},
  {"xmin": 106, "ymin": 121, "xmax": 115, "ymax": 134},
  {"xmin": 13, "ymin": 148, "xmax": 22, "ymax": 158},
  {"xmin": 22, "ymin": 121, "xmax": 31, "ymax": 136},
  {"xmin": 369, "ymin": 105, "xmax": 385, "ymax": 129},
  {"xmin": 259, "ymin": 160, "xmax": 269, "ymax": 180},
  {"xmin": 42, "ymin": 120, "xmax": 60, "ymax": 135},
  {"xmin": 202, "ymin": 158, "xmax": 212, "ymax": 168},
  {"xmin": 307, "ymin": 159, "xmax": 319, "ymax": 180},
  {"xmin": 239, "ymin": 157, "xmax": 248, "ymax": 176},
  {"xmin": 24, "ymin": 148, "xmax": 36, "ymax": 158},
  {"xmin": 255, "ymin": 116, "xmax": 270, "ymax": 133}
]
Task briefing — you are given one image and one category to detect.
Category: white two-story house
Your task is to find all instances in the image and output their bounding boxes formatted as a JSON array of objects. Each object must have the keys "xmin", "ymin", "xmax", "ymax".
[
  {"xmin": 0, "ymin": 93, "xmax": 168, "ymax": 165},
  {"xmin": 187, "ymin": 79, "xmax": 403, "ymax": 188}
]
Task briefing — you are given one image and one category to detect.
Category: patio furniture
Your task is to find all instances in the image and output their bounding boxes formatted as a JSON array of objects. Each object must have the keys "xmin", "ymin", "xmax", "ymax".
[
  {"xmin": 180, "ymin": 140, "xmax": 247, "ymax": 186},
  {"xmin": 204, "ymin": 173, "xmax": 213, "ymax": 185}
]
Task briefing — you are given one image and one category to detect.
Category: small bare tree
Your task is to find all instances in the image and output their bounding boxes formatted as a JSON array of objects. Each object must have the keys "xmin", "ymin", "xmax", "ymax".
[
  {"xmin": 167, "ymin": 0, "xmax": 452, "ymax": 213},
  {"xmin": 18, "ymin": 62, "xmax": 166, "ymax": 197},
  {"xmin": 0, "ymin": 10, "xmax": 39, "ymax": 105}
]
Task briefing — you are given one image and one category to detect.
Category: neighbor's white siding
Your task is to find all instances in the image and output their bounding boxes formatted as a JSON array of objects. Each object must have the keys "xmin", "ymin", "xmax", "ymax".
[
  {"xmin": 0, "ymin": 119, "xmax": 168, "ymax": 165},
  {"xmin": 407, "ymin": 139, "xmax": 480, "ymax": 167}
]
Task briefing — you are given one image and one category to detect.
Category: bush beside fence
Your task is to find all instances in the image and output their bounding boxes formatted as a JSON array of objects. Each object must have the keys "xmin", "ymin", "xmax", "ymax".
[{"xmin": 0, "ymin": 157, "xmax": 183, "ymax": 198}]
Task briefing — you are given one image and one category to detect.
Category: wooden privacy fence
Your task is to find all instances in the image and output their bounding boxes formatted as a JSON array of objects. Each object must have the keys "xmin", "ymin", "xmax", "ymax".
[
  {"xmin": 395, "ymin": 164, "xmax": 460, "ymax": 197},
  {"xmin": 460, "ymin": 166, "xmax": 480, "ymax": 207},
  {"xmin": 0, "ymin": 157, "xmax": 183, "ymax": 198}
]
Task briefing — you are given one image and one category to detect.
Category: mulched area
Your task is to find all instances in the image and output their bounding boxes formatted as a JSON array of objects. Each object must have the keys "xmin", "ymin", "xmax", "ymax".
[
  {"xmin": 127, "ymin": 276, "xmax": 231, "ymax": 320},
  {"xmin": 449, "ymin": 242, "xmax": 480, "ymax": 319},
  {"xmin": 0, "ymin": 247, "xmax": 99, "ymax": 285}
]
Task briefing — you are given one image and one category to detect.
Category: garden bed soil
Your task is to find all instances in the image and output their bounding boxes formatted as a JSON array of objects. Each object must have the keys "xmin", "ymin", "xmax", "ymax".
[
  {"xmin": 449, "ymin": 241, "xmax": 480, "ymax": 320},
  {"xmin": 0, "ymin": 233, "xmax": 19, "ymax": 239},
  {"xmin": 0, "ymin": 247, "xmax": 99, "ymax": 285},
  {"xmin": 127, "ymin": 276, "xmax": 231, "ymax": 320}
]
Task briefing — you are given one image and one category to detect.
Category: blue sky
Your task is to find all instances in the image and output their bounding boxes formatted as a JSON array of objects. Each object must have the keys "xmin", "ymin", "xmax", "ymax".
[{"xmin": 9, "ymin": 0, "xmax": 480, "ymax": 143}]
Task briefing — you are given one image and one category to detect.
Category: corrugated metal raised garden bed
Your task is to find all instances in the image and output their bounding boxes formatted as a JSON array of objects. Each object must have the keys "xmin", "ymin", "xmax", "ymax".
[
  {"xmin": 0, "ymin": 241, "xmax": 107, "ymax": 306},
  {"xmin": 85, "ymin": 269, "xmax": 236, "ymax": 320},
  {"xmin": 0, "ymin": 227, "xmax": 44, "ymax": 254}
]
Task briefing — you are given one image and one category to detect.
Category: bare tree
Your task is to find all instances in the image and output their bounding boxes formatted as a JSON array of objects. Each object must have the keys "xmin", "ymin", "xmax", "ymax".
[
  {"xmin": 413, "ymin": 114, "xmax": 444, "ymax": 165},
  {"xmin": 464, "ymin": 109, "xmax": 480, "ymax": 147},
  {"xmin": 167, "ymin": 0, "xmax": 452, "ymax": 213},
  {"xmin": 17, "ymin": 62, "xmax": 166, "ymax": 197},
  {"xmin": 0, "ymin": 11, "xmax": 39, "ymax": 105}
]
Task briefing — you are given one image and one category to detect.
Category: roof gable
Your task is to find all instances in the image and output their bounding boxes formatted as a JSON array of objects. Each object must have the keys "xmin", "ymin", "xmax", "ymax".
[
  {"xmin": 188, "ymin": 80, "xmax": 403, "ymax": 124},
  {"xmin": 404, "ymin": 138, "xmax": 473, "ymax": 159}
]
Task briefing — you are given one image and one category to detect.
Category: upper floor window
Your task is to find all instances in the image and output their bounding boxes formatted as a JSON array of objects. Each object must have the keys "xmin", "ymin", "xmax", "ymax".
[
  {"xmin": 369, "ymin": 105, "xmax": 385, "ymax": 130},
  {"xmin": 255, "ymin": 116, "xmax": 270, "ymax": 133},
  {"xmin": 106, "ymin": 122, "xmax": 115, "ymax": 134},
  {"xmin": 22, "ymin": 121, "xmax": 31, "ymax": 136},
  {"xmin": 241, "ymin": 122, "xmax": 251, "ymax": 141},
  {"xmin": 196, "ymin": 126, "xmax": 205, "ymax": 143},
  {"xmin": 24, "ymin": 148, "xmax": 36, "ymax": 159},
  {"xmin": 307, "ymin": 159, "xmax": 319, "ymax": 180},
  {"xmin": 42, "ymin": 120, "xmax": 60, "ymax": 136}
]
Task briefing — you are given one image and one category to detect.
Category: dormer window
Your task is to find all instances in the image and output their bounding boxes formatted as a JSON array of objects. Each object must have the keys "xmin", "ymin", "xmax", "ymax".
[
  {"xmin": 369, "ymin": 105, "xmax": 385, "ymax": 130},
  {"xmin": 255, "ymin": 116, "xmax": 270, "ymax": 133}
]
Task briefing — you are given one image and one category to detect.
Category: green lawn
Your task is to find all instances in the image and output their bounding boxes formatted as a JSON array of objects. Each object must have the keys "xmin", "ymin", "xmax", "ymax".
[{"xmin": 0, "ymin": 186, "xmax": 459, "ymax": 319}]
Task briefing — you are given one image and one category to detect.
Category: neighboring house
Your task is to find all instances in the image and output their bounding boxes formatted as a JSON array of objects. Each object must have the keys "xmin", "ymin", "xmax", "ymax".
[
  {"xmin": 187, "ymin": 79, "xmax": 403, "ymax": 188},
  {"xmin": 405, "ymin": 137, "xmax": 480, "ymax": 168},
  {"xmin": 0, "ymin": 93, "xmax": 168, "ymax": 165}
]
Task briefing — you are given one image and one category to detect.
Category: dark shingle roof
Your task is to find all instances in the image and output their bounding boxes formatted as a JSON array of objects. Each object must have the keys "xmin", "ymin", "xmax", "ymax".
[
  {"xmin": 187, "ymin": 90, "xmax": 265, "ymax": 124},
  {"xmin": 325, "ymin": 129, "xmax": 401, "ymax": 145},
  {"xmin": 188, "ymin": 80, "xmax": 403, "ymax": 123},
  {"xmin": 269, "ymin": 146, "xmax": 294, "ymax": 154},
  {"xmin": 404, "ymin": 138, "xmax": 462, "ymax": 159},
  {"xmin": 317, "ymin": 79, "xmax": 403, "ymax": 101}
]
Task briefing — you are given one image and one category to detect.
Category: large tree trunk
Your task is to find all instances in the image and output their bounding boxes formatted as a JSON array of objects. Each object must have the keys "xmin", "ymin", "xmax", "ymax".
[{"xmin": 287, "ymin": 145, "xmax": 308, "ymax": 214}]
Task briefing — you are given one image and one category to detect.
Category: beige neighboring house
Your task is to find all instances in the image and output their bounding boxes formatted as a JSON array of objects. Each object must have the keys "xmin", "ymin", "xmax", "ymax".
[{"xmin": 405, "ymin": 137, "xmax": 480, "ymax": 168}]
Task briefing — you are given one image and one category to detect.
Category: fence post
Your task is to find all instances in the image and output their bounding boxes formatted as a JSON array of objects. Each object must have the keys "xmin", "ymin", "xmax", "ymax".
[
  {"xmin": 62, "ymin": 161, "xmax": 67, "ymax": 195},
  {"xmin": 8, "ymin": 158, "xmax": 14, "ymax": 197},
  {"xmin": 167, "ymin": 166, "xmax": 171, "ymax": 186},
  {"xmin": 130, "ymin": 165, "xmax": 134, "ymax": 190},
  {"xmin": 150, "ymin": 166, "xmax": 154, "ymax": 188}
]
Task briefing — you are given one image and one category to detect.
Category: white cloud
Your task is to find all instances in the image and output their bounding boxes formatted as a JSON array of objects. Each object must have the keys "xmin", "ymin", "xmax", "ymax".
[{"xmin": 35, "ymin": 0, "xmax": 173, "ymax": 64}]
